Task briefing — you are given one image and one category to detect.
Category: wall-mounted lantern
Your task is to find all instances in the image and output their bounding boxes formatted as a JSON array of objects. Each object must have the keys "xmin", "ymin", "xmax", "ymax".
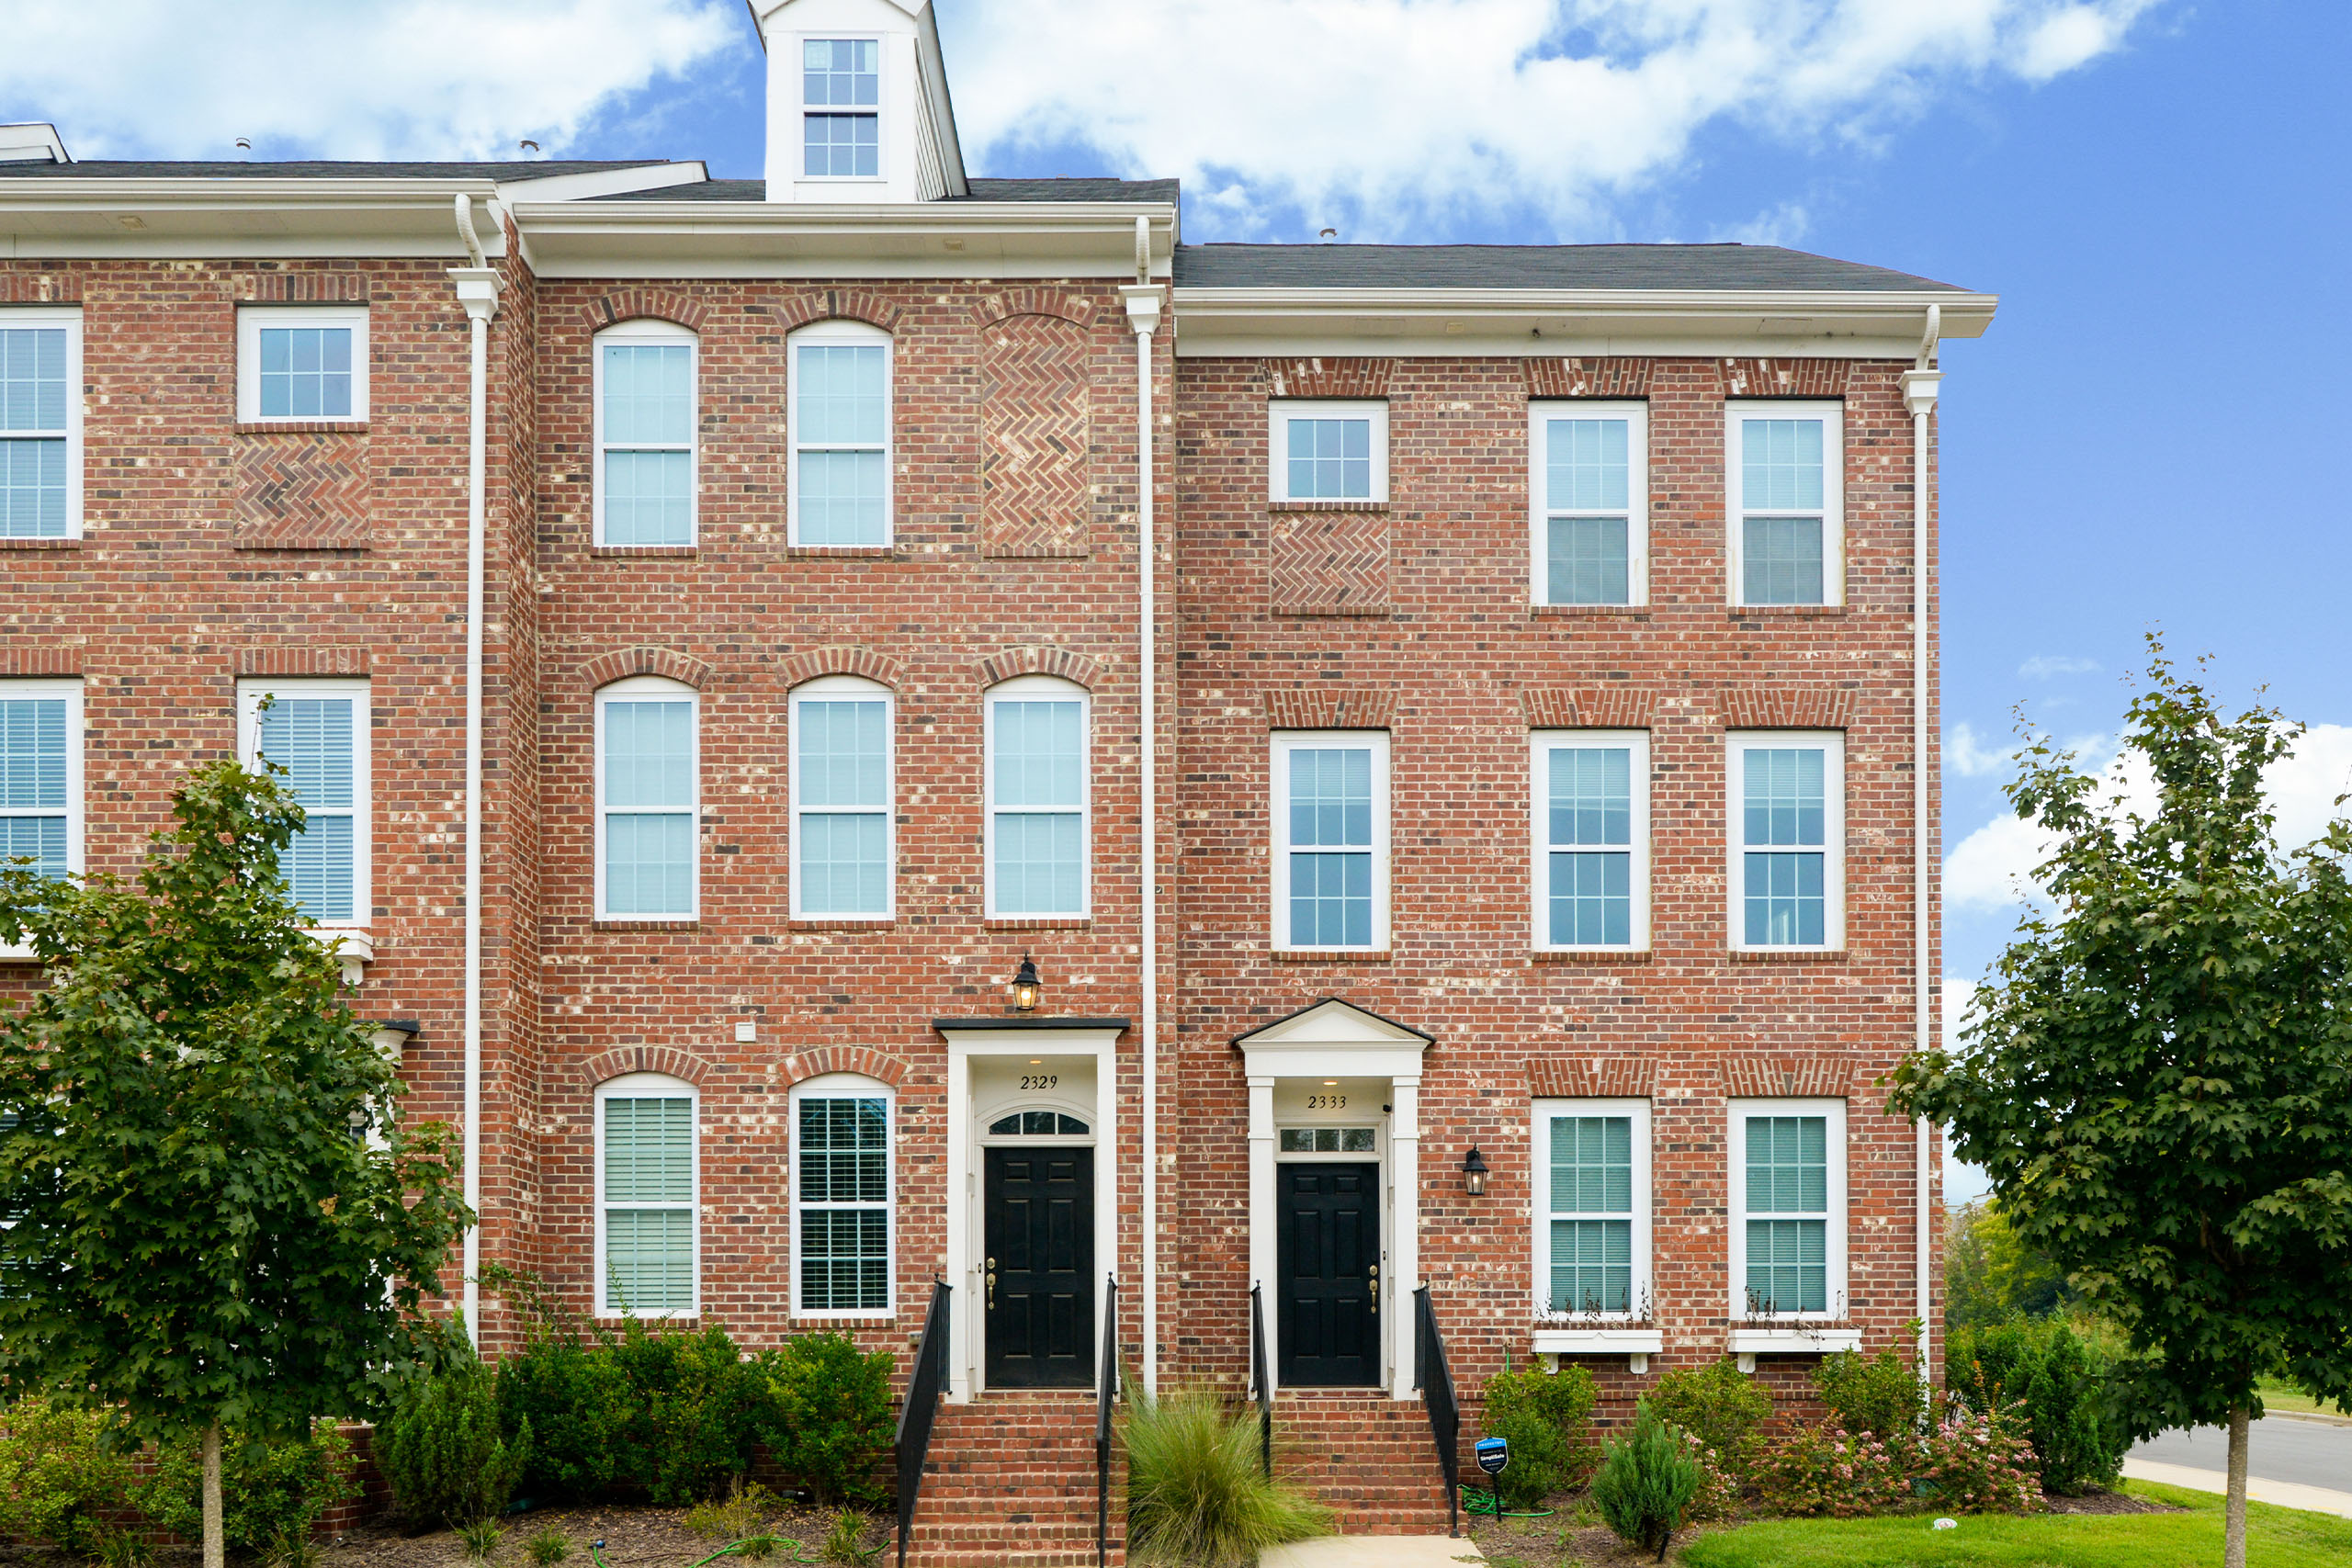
[
  {"xmin": 1462, "ymin": 1146, "xmax": 1489, "ymax": 1198},
  {"xmin": 1011, "ymin": 953, "xmax": 1042, "ymax": 1014}
]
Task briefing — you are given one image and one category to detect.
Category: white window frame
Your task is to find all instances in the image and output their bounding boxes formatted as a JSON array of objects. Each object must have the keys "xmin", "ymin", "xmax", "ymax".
[
  {"xmin": 789, "ymin": 1071, "xmax": 897, "ymax": 1321},
  {"xmin": 1269, "ymin": 399, "xmax": 1389, "ymax": 504},
  {"xmin": 1531, "ymin": 1098, "xmax": 1651, "ymax": 1321},
  {"xmin": 982, "ymin": 674, "xmax": 1091, "ymax": 919},
  {"xmin": 0, "ymin": 307, "xmax": 84, "ymax": 539},
  {"xmin": 797, "ymin": 33, "xmax": 886, "ymax": 185},
  {"xmin": 1530, "ymin": 729, "xmax": 1649, "ymax": 953},
  {"xmin": 788, "ymin": 675, "xmax": 895, "ymax": 920},
  {"xmin": 1528, "ymin": 400, "xmax": 1646, "ymax": 606},
  {"xmin": 591, "ymin": 319, "xmax": 698, "ymax": 548},
  {"xmin": 594, "ymin": 1071, "xmax": 700, "ymax": 1319},
  {"xmin": 0, "ymin": 678, "xmax": 83, "ymax": 958},
  {"xmin": 236, "ymin": 678, "xmax": 369, "ymax": 934},
  {"xmin": 1726, "ymin": 400, "xmax": 1843, "ymax": 607},
  {"xmin": 235, "ymin": 305, "xmax": 369, "ymax": 424},
  {"xmin": 1270, "ymin": 728, "xmax": 1392, "ymax": 953},
  {"xmin": 1726, "ymin": 1098, "xmax": 1847, "ymax": 1324},
  {"xmin": 1725, "ymin": 730, "xmax": 1845, "ymax": 953},
  {"xmin": 594, "ymin": 676, "xmax": 701, "ymax": 922},
  {"xmin": 787, "ymin": 320, "xmax": 894, "ymax": 547}
]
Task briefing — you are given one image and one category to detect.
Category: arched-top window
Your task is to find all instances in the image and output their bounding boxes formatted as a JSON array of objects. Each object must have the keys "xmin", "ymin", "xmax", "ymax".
[
  {"xmin": 788, "ymin": 321, "xmax": 892, "ymax": 547},
  {"xmin": 789, "ymin": 675, "xmax": 893, "ymax": 919},
  {"xmin": 594, "ymin": 320, "xmax": 698, "ymax": 547},
  {"xmin": 984, "ymin": 674, "xmax": 1090, "ymax": 919},
  {"xmin": 790, "ymin": 1072, "xmax": 895, "ymax": 1319},
  {"xmin": 594, "ymin": 675, "xmax": 699, "ymax": 921},
  {"xmin": 985, "ymin": 1109, "xmax": 1092, "ymax": 1138},
  {"xmin": 594, "ymin": 1071, "xmax": 698, "ymax": 1317}
]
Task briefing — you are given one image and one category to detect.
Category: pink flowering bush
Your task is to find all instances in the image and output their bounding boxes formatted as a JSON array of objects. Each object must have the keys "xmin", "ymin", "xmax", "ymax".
[
  {"xmin": 1754, "ymin": 1425, "xmax": 1906, "ymax": 1517},
  {"xmin": 1674, "ymin": 1427, "xmax": 1743, "ymax": 1522},
  {"xmin": 1917, "ymin": 1404, "xmax": 2044, "ymax": 1515}
]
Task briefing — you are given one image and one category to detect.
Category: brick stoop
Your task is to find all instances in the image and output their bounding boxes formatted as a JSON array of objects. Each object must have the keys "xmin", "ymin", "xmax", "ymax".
[
  {"xmin": 1272, "ymin": 1392, "xmax": 1455, "ymax": 1534},
  {"xmin": 905, "ymin": 1392, "xmax": 1124, "ymax": 1568}
]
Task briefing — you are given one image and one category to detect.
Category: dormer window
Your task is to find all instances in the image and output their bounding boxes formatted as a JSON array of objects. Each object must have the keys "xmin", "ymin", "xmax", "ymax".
[{"xmin": 803, "ymin": 39, "xmax": 880, "ymax": 178}]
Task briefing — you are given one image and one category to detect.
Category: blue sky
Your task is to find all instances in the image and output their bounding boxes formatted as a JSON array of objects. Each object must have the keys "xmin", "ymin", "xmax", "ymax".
[{"xmin": 10, "ymin": 0, "xmax": 2347, "ymax": 1198}]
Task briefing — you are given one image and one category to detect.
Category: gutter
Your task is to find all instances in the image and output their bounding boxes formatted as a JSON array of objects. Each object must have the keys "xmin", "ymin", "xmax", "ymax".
[{"xmin": 1901, "ymin": 310, "xmax": 1944, "ymax": 1375}]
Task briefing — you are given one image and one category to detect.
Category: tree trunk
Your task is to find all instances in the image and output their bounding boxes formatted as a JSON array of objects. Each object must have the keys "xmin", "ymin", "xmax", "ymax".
[
  {"xmin": 201, "ymin": 1422, "xmax": 225, "ymax": 1568},
  {"xmin": 2224, "ymin": 1402, "xmax": 2250, "ymax": 1568}
]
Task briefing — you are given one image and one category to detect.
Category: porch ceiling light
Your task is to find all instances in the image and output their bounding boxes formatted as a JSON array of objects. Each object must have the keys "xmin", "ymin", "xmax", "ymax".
[
  {"xmin": 1462, "ymin": 1146, "xmax": 1490, "ymax": 1198},
  {"xmin": 1011, "ymin": 953, "xmax": 1042, "ymax": 1013}
]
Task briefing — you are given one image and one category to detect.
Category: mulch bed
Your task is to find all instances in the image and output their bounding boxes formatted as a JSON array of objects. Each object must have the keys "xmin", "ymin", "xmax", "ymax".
[
  {"xmin": 317, "ymin": 1504, "xmax": 891, "ymax": 1568},
  {"xmin": 2043, "ymin": 1489, "xmax": 2185, "ymax": 1515},
  {"xmin": 1466, "ymin": 1505, "xmax": 1724, "ymax": 1566}
]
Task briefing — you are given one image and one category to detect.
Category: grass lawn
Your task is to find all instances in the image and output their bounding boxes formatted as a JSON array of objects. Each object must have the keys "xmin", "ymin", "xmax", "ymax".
[
  {"xmin": 1678, "ymin": 1482, "xmax": 2352, "ymax": 1567},
  {"xmin": 2257, "ymin": 1376, "xmax": 2352, "ymax": 1420}
]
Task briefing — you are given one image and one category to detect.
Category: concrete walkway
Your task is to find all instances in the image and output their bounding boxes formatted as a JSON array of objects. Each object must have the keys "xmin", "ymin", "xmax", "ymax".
[
  {"xmin": 1261, "ymin": 1537, "xmax": 1485, "ymax": 1568},
  {"xmin": 2122, "ymin": 1459, "xmax": 2352, "ymax": 1519}
]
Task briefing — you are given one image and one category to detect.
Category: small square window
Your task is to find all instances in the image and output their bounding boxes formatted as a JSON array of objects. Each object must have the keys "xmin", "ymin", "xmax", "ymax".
[
  {"xmin": 1270, "ymin": 400, "xmax": 1387, "ymax": 503},
  {"xmin": 237, "ymin": 308, "xmax": 368, "ymax": 424}
]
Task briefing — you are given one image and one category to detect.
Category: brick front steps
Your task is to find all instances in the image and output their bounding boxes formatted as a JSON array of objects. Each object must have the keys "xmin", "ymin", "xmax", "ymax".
[
  {"xmin": 1272, "ymin": 1391, "xmax": 1456, "ymax": 1535},
  {"xmin": 906, "ymin": 1391, "xmax": 1124, "ymax": 1567}
]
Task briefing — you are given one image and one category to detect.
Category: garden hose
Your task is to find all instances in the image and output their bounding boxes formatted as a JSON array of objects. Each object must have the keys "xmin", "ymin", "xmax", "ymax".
[{"xmin": 1459, "ymin": 1483, "xmax": 1555, "ymax": 1519}]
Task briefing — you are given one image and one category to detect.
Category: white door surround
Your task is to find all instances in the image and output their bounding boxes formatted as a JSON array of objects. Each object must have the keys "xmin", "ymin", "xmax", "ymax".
[{"xmin": 1235, "ymin": 998, "xmax": 1433, "ymax": 1402}]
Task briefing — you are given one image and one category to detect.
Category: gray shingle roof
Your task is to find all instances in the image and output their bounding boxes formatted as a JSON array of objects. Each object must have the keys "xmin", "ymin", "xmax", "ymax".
[
  {"xmin": 589, "ymin": 175, "xmax": 1179, "ymax": 203},
  {"xmin": 1173, "ymin": 243, "xmax": 1972, "ymax": 292},
  {"xmin": 0, "ymin": 159, "xmax": 670, "ymax": 180}
]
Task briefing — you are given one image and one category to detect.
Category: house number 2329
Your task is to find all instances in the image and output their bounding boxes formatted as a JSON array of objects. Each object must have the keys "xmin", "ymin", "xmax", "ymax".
[
  {"xmin": 1022, "ymin": 1075, "xmax": 1058, "ymax": 1090},
  {"xmin": 1306, "ymin": 1093, "xmax": 1346, "ymax": 1110}
]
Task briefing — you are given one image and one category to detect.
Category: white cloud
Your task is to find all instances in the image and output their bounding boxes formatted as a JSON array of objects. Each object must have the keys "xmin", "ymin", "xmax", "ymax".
[
  {"xmin": 1947, "ymin": 721, "xmax": 2011, "ymax": 779},
  {"xmin": 950, "ymin": 0, "xmax": 2164, "ymax": 237},
  {"xmin": 2018, "ymin": 654, "xmax": 2099, "ymax": 680},
  {"xmin": 0, "ymin": 0, "xmax": 738, "ymax": 161}
]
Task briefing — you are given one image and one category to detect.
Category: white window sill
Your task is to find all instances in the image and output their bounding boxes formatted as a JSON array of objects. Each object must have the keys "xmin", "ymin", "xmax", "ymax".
[
  {"xmin": 1729, "ymin": 1325, "xmax": 1860, "ymax": 1371},
  {"xmin": 1532, "ymin": 1326, "xmax": 1663, "ymax": 1372},
  {"xmin": 0, "ymin": 942, "xmax": 37, "ymax": 964},
  {"xmin": 308, "ymin": 928, "xmax": 373, "ymax": 984}
]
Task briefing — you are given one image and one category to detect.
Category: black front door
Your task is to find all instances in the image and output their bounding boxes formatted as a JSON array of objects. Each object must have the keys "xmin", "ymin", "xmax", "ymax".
[
  {"xmin": 983, "ymin": 1146, "xmax": 1094, "ymax": 1388},
  {"xmin": 1276, "ymin": 1161, "xmax": 1382, "ymax": 1386}
]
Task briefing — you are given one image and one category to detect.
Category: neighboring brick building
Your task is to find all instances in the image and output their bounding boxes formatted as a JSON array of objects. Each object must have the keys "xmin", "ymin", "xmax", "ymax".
[{"xmin": 0, "ymin": 1, "xmax": 1993, "ymax": 1559}]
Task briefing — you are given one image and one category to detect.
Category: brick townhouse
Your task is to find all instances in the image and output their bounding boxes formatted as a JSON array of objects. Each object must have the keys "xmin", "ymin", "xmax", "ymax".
[{"xmin": 0, "ymin": 0, "xmax": 1993, "ymax": 1559}]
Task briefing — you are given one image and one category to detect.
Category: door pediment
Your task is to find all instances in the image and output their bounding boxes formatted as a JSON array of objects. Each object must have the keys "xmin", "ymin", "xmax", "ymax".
[{"xmin": 1233, "ymin": 997, "xmax": 1431, "ymax": 1082}]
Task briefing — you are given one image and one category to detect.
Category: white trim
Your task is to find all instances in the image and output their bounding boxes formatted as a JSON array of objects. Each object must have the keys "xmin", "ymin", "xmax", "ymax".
[
  {"xmin": 234, "ymin": 305, "xmax": 368, "ymax": 424},
  {"xmin": 787, "ymin": 318, "xmax": 894, "ymax": 547},
  {"xmin": 1531, "ymin": 1097, "xmax": 1652, "ymax": 1323},
  {"xmin": 1530, "ymin": 729, "xmax": 1649, "ymax": 953},
  {"xmin": 591, "ymin": 317, "xmax": 698, "ymax": 547},
  {"xmin": 593, "ymin": 1070, "xmax": 700, "ymax": 1319},
  {"xmin": 788, "ymin": 1071, "xmax": 897, "ymax": 1322},
  {"xmin": 593, "ymin": 675, "xmax": 700, "ymax": 922},
  {"xmin": 236, "ymin": 677, "xmax": 369, "ymax": 935},
  {"xmin": 1269, "ymin": 398, "xmax": 1388, "ymax": 503},
  {"xmin": 1725, "ymin": 730, "xmax": 1845, "ymax": 953},
  {"xmin": 1528, "ymin": 400, "xmax": 1645, "ymax": 606},
  {"xmin": 788, "ymin": 674, "xmax": 895, "ymax": 920},
  {"xmin": 1726, "ymin": 400, "xmax": 1843, "ymax": 607},
  {"xmin": 1271, "ymin": 729, "xmax": 1390, "ymax": 953},
  {"xmin": 1729, "ymin": 1326, "xmax": 1863, "ymax": 1371},
  {"xmin": 1726, "ymin": 1098, "xmax": 1848, "ymax": 1325},
  {"xmin": 0, "ymin": 677, "xmax": 83, "ymax": 961},
  {"xmin": 0, "ymin": 306, "xmax": 83, "ymax": 539},
  {"xmin": 794, "ymin": 34, "xmax": 887, "ymax": 187},
  {"xmin": 983, "ymin": 674, "xmax": 1091, "ymax": 920}
]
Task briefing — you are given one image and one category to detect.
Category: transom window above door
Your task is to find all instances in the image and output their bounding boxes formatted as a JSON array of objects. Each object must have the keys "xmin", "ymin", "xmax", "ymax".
[
  {"xmin": 1280, "ymin": 1127, "xmax": 1376, "ymax": 1154},
  {"xmin": 987, "ymin": 1110, "xmax": 1091, "ymax": 1136}
]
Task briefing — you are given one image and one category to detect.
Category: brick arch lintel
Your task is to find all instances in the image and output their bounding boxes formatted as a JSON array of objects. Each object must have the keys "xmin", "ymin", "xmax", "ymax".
[
  {"xmin": 769, "ymin": 289, "xmax": 904, "ymax": 333},
  {"xmin": 779, "ymin": 1045, "xmax": 909, "ymax": 1090},
  {"xmin": 582, "ymin": 646, "xmax": 714, "ymax": 692},
  {"xmin": 582, "ymin": 1045, "xmax": 717, "ymax": 1091},
  {"xmin": 582, "ymin": 288, "xmax": 710, "ymax": 334},
  {"xmin": 971, "ymin": 288, "xmax": 1099, "ymax": 330},
  {"xmin": 976, "ymin": 645, "xmax": 1101, "ymax": 690},
  {"xmin": 1718, "ymin": 1055, "xmax": 1862, "ymax": 1099},
  {"xmin": 779, "ymin": 646, "xmax": 905, "ymax": 690}
]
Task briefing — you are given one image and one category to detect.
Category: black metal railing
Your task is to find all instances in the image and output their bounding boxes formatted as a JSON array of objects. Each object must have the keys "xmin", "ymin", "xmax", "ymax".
[
  {"xmin": 895, "ymin": 1278, "xmax": 950, "ymax": 1568},
  {"xmin": 1096, "ymin": 1275, "xmax": 1120, "ymax": 1568},
  {"xmin": 1414, "ymin": 1285, "xmax": 1461, "ymax": 1539},
  {"xmin": 1248, "ymin": 1283, "xmax": 1272, "ymax": 1478}
]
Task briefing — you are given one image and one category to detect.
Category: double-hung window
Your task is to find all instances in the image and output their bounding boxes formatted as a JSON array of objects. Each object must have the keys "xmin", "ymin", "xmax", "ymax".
[
  {"xmin": 789, "ymin": 322, "xmax": 891, "ymax": 547},
  {"xmin": 1270, "ymin": 400, "xmax": 1386, "ymax": 503},
  {"xmin": 1531, "ymin": 401, "xmax": 1645, "ymax": 605},
  {"xmin": 594, "ymin": 321, "xmax": 697, "ymax": 547},
  {"xmin": 985, "ymin": 677, "xmax": 1089, "ymax": 918},
  {"xmin": 1, "ymin": 310, "xmax": 80, "ymax": 539},
  {"xmin": 1727, "ymin": 731, "xmax": 1843, "ymax": 951},
  {"xmin": 595, "ymin": 678, "xmax": 698, "ymax": 920},
  {"xmin": 1272, "ymin": 730, "xmax": 1389, "ymax": 952},
  {"xmin": 1728, "ymin": 401, "xmax": 1842, "ymax": 606},
  {"xmin": 790, "ymin": 677, "xmax": 892, "ymax": 919},
  {"xmin": 1729, "ymin": 1100, "xmax": 1845, "ymax": 1320},
  {"xmin": 0, "ymin": 680, "xmax": 81, "ymax": 888},
  {"xmin": 595, "ymin": 1073, "xmax": 697, "ymax": 1316},
  {"xmin": 1532, "ymin": 730, "xmax": 1647, "ymax": 951},
  {"xmin": 236, "ymin": 307, "xmax": 368, "ymax": 423},
  {"xmin": 802, "ymin": 38, "xmax": 880, "ymax": 178},
  {"xmin": 239, "ymin": 680, "xmax": 368, "ymax": 929},
  {"xmin": 1533, "ymin": 1100, "xmax": 1650, "ymax": 1317},
  {"xmin": 792, "ymin": 1075, "xmax": 893, "ymax": 1317}
]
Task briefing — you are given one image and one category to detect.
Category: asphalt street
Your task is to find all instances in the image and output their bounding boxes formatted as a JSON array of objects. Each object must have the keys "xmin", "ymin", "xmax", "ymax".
[{"xmin": 2132, "ymin": 1417, "xmax": 2352, "ymax": 1492}]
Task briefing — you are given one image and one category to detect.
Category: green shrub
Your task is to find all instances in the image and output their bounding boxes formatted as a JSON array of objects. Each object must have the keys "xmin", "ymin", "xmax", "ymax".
[
  {"xmin": 1946, "ymin": 1317, "xmax": 2124, "ymax": 1495},
  {"xmin": 1813, "ymin": 1333, "xmax": 1926, "ymax": 1450},
  {"xmin": 1589, "ymin": 1401, "xmax": 1702, "ymax": 1557},
  {"xmin": 381, "ymin": 1353, "xmax": 531, "ymax": 1527},
  {"xmin": 0, "ymin": 1396, "xmax": 140, "ymax": 1558},
  {"xmin": 1122, "ymin": 1387, "xmax": 1329, "ymax": 1568},
  {"xmin": 1647, "ymin": 1359, "xmax": 1772, "ymax": 1481},
  {"xmin": 1753, "ymin": 1424, "xmax": 1905, "ymax": 1517},
  {"xmin": 757, "ymin": 1334, "xmax": 896, "ymax": 1507},
  {"xmin": 684, "ymin": 1477, "xmax": 776, "ymax": 1540},
  {"xmin": 141, "ymin": 1423, "xmax": 357, "ymax": 1558},
  {"xmin": 498, "ymin": 1331, "xmax": 634, "ymax": 1501},
  {"xmin": 609, "ymin": 1319, "xmax": 765, "ymax": 1504},
  {"xmin": 1477, "ymin": 1364, "xmax": 1600, "ymax": 1509}
]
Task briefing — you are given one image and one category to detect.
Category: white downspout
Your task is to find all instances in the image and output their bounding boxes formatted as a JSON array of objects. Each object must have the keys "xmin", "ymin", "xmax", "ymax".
[
  {"xmin": 449, "ymin": 195, "xmax": 501, "ymax": 1344},
  {"xmin": 1902, "ymin": 309, "xmax": 1942, "ymax": 1378},
  {"xmin": 1121, "ymin": 220, "xmax": 1166, "ymax": 1398}
]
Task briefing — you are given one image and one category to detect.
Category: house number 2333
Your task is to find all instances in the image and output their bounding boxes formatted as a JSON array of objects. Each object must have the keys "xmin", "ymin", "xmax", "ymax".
[{"xmin": 1306, "ymin": 1093, "xmax": 1346, "ymax": 1110}]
